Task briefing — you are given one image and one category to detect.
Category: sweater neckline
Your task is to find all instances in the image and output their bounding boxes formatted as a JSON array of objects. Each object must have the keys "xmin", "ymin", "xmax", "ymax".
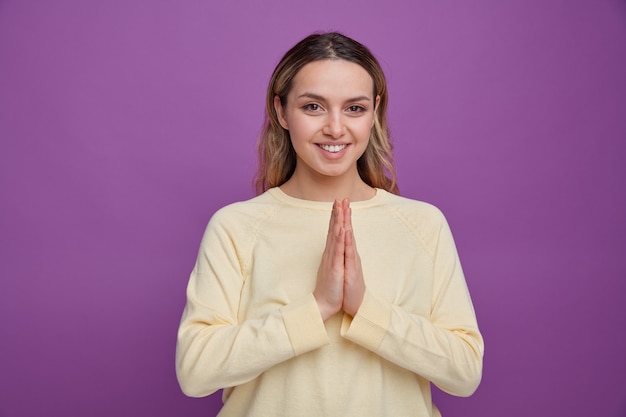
[{"xmin": 267, "ymin": 187, "xmax": 387, "ymax": 210}]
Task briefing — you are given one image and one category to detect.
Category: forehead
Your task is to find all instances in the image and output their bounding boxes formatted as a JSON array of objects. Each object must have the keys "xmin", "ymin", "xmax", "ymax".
[{"xmin": 290, "ymin": 59, "xmax": 374, "ymax": 99}]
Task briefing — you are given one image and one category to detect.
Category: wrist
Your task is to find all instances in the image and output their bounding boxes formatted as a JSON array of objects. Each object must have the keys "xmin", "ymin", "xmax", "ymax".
[{"xmin": 313, "ymin": 293, "xmax": 337, "ymax": 322}]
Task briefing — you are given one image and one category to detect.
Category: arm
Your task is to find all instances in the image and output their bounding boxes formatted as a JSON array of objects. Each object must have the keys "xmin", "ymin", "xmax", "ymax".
[
  {"xmin": 175, "ymin": 210, "xmax": 329, "ymax": 397},
  {"xmin": 340, "ymin": 212, "xmax": 484, "ymax": 397}
]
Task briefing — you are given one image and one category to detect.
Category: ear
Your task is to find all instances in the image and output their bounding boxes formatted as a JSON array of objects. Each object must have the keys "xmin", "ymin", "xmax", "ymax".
[{"xmin": 274, "ymin": 96, "xmax": 288, "ymax": 130}]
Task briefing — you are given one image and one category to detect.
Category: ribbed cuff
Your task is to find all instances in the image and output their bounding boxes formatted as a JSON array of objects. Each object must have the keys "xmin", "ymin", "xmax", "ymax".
[
  {"xmin": 340, "ymin": 290, "xmax": 392, "ymax": 351},
  {"xmin": 280, "ymin": 293, "xmax": 329, "ymax": 356}
]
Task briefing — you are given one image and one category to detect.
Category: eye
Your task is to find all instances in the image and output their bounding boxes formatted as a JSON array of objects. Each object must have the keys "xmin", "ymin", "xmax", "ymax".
[
  {"xmin": 347, "ymin": 105, "xmax": 366, "ymax": 113},
  {"xmin": 302, "ymin": 103, "xmax": 321, "ymax": 112}
]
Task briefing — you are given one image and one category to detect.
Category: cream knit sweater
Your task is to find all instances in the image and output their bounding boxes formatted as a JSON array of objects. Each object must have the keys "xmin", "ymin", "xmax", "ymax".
[{"xmin": 176, "ymin": 188, "xmax": 483, "ymax": 417}]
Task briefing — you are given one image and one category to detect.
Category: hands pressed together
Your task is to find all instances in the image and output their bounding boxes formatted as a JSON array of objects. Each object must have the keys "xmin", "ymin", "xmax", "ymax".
[{"xmin": 314, "ymin": 199, "xmax": 366, "ymax": 321}]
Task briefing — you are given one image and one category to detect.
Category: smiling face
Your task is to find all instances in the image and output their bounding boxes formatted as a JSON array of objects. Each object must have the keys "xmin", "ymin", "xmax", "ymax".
[{"xmin": 274, "ymin": 59, "xmax": 379, "ymax": 190}]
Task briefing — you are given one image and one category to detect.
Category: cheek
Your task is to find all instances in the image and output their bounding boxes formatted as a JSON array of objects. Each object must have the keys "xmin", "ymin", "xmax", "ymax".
[
  {"xmin": 288, "ymin": 116, "xmax": 318, "ymax": 139},
  {"xmin": 355, "ymin": 118, "xmax": 375, "ymax": 139}
]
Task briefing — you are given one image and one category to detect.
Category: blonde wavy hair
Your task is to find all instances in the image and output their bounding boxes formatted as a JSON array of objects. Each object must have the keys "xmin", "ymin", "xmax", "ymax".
[{"xmin": 254, "ymin": 32, "xmax": 398, "ymax": 195}]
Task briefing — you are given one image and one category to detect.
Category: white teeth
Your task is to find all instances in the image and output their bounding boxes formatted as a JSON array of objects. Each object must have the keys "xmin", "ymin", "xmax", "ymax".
[{"xmin": 319, "ymin": 144, "xmax": 347, "ymax": 153}]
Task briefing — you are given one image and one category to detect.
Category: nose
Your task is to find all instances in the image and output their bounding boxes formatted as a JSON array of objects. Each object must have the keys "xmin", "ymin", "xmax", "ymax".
[{"xmin": 322, "ymin": 111, "xmax": 346, "ymax": 139}]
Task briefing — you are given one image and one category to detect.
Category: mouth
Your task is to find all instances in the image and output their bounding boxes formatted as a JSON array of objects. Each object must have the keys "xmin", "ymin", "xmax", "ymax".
[{"xmin": 317, "ymin": 144, "xmax": 347, "ymax": 153}]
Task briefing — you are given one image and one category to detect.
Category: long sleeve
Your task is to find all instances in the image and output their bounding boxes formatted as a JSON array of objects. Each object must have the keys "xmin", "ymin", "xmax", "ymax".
[
  {"xmin": 341, "ymin": 206, "xmax": 484, "ymax": 397},
  {"xmin": 175, "ymin": 189, "xmax": 483, "ymax": 417},
  {"xmin": 175, "ymin": 207, "xmax": 329, "ymax": 398}
]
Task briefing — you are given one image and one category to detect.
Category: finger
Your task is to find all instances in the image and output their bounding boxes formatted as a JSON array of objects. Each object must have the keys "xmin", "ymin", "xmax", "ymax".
[
  {"xmin": 333, "ymin": 222, "xmax": 346, "ymax": 265},
  {"xmin": 335, "ymin": 199, "xmax": 344, "ymax": 236},
  {"xmin": 328, "ymin": 201, "xmax": 337, "ymax": 232},
  {"xmin": 327, "ymin": 200, "xmax": 336, "ymax": 234},
  {"xmin": 324, "ymin": 201, "xmax": 342, "ymax": 261},
  {"xmin": 343, "ymin": 227, "xmax": 365, "ymax": 317},
  {"xmin": 324, "ymin": 200, "xmax": 339, "ymax": 248},
  {"xmin": 323, "ymin": 200, "xmax": 345, "ymax": 269},
  {"xmin": 344, "ymin": 226, "xmax": 355, "ymax": 262},
  {"xmin": 343, "ymin": 199, "xmax": 352, "ymax": 233},
  {"xmin": 344, "ymin": 212, "xmax": 362, "ymax": 280}
]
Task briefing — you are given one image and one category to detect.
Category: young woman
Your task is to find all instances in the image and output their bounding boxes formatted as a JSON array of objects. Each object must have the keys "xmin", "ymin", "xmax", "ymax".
[{"xmin": 176, "ymin": 32, "xmax": 483, "ymax": 417}]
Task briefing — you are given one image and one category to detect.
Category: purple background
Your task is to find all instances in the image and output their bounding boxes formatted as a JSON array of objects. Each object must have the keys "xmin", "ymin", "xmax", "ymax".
[{"xmin": 1, "ymin": 1, "xmax": 625, "ymax": 416}]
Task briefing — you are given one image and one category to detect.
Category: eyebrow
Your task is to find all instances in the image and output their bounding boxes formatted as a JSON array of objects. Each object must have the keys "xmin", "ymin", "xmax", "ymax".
[{"xmin": 296, "ymin": 92, "xmax": 372, "ymax": 102}]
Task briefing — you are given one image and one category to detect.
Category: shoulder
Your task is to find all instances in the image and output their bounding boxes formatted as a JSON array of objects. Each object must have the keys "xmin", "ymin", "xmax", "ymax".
[
  {"xmin": 379, "ymin": 192, "xmax": 453, "ymax": 252},
  {"xmin": 382, "ymin": 192, "xmax": 447, "ymax": 226},
  {"xmin": 197, "ymin": 192, "xmax": 282, "ymax": 258},
  {"xmin": 208, "ymin": 191, "xmax": 280, "ymax": 231}
]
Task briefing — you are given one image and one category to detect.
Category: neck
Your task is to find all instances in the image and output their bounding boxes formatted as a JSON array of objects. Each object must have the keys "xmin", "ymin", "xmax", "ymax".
[{"xmin": 280, "ymin": 171, "xmax": 375, "ymax": 202}]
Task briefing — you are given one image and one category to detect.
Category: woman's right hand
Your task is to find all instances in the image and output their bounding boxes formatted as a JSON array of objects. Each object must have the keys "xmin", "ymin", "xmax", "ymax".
[{"xmin": 313, "ymin": 199, "xmax": 347, "ymax": 321}]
